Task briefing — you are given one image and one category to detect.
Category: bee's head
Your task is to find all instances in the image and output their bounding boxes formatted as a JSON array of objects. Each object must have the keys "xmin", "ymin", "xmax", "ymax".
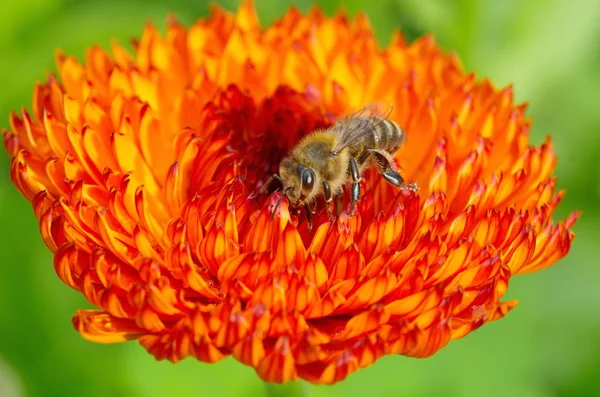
[{"xmin": 279, "ymin": 157, "xmax": 316, "ymax": 205}]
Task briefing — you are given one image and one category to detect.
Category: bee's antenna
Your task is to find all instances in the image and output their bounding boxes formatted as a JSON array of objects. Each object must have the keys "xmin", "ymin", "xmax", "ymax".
[{"xmin": 260, "ymin": 173, "xmax": 285, "ymax": 194}]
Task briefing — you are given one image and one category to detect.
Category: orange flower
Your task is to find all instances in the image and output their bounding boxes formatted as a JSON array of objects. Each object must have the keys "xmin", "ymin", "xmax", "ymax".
[{"xmin": 3, "ymin": 1, "xmax": 579, "ymax": 385}]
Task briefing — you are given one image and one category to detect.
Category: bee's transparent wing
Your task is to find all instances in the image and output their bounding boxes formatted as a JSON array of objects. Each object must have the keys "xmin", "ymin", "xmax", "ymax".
[{"xmin": 329, "ymin": 103, "xmax": 393, "ymax": 156}]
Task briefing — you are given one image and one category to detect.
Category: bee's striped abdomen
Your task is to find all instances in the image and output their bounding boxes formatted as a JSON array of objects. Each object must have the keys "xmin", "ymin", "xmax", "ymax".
[
  {"xmin": 355, "ymin": 117, "xmax": 405, "ymax": 156},
  {"xmin": 377, "ymin": 118, "xmax": 405, "ymax": 154}
]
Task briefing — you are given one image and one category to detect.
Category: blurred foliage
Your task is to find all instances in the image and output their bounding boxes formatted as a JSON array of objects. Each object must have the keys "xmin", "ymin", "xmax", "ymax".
[{"xmin": 1, "ymin": 0, "xmax": 599, "ymax": 396}]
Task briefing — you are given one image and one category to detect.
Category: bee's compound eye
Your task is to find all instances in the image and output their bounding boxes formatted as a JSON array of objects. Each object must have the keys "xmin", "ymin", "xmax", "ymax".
[{"xmin": 301, "ymin": 169, "xmax": 315, "ymax": 194}]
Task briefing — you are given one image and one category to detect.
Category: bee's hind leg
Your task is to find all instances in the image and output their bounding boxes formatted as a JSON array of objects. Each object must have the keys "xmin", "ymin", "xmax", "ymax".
[
  {"xmin": 348, "ymin": 158, "xmax": 361, "ymax": 216},
  {"xmin": 369, "ymin": 151, "xmax": 418, "ymax": 191}
]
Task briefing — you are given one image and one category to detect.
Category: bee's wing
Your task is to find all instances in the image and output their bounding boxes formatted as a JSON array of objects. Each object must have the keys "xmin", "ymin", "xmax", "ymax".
[{"xmin": 329, "ymin": 104, "xmax": 393, "ymax": 156}]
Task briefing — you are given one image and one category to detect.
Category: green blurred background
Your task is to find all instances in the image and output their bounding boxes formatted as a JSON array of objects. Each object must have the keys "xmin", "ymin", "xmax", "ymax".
[{"xmin": 1, "ymin": 0, "xmax": 599, "ymax": 396}]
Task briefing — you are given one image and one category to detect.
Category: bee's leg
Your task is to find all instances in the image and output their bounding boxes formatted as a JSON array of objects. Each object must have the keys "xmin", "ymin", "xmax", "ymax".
[
  {"xmin": 357, "ymin": 150, "xmax": 371, "ymax": 166},
  {"xmin": 322, "ymin": 181, "xmax": 336, "ymax": 222},
  {"xmin": 304, "ymin": 203, "xmax": 314, "ymax": 232},
  {"xmin": 370, "ymin": 151, "xmax": 418, "ymax": 190},
  {"xmin": 348, "ymin": 158, "xmax": 361, "ymax": 216},
  {"xmin": 334, "ymin": 192, "xmax": 343, "ymax": 217}
]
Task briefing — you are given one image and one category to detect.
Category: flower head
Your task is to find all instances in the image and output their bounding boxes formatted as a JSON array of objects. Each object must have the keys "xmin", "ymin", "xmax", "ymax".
[{"xmin": 3, "ymin": 1, "xmax": 579, "ymax": 384}]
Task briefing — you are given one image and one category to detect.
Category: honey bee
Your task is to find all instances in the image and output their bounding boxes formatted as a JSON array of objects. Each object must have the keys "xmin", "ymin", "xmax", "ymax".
[{"xmin": 261, "ymin": 105, "xmax": 417, "ymax": 230}]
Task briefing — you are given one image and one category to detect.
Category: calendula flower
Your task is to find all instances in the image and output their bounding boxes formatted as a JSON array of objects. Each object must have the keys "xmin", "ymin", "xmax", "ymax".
[{"xmin": 3, "ymin": 1, "xmax": 579, "ymax": 385}]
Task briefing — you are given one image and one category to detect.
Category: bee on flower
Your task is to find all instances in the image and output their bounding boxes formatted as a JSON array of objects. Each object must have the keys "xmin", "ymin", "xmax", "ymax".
[
  {"xmin": 2, "ymin": 0, "xmax": 579, "ymax": 385},
  {"xmin": 262, "ymin": 104, "xmax": 418, "ymax": 230}
]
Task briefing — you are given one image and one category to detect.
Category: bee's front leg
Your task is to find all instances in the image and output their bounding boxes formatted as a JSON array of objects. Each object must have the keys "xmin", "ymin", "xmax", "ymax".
[
  {"xmin": 348, "ymin": 158, "xmax": 361, "ymax": 216},
  {"xmin": 304, "ymin": 202, "xmax": 314, "ymax": 232},
  {"xmin": 322, "ymin": 181, "xmax": 336, "ymax": 222}
]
